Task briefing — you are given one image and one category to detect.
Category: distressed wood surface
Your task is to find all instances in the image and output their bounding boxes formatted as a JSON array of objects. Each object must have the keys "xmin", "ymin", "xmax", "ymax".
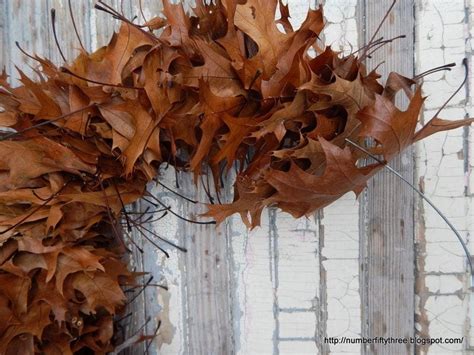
[
  {"xmin": 321, "ymin": 2, "xmax": 363, "ymax": 355},
  {"xmin": 414, "ymin": 1, "xmax": 474, "ymax": 354},
  {"xmin": 358, "ymin": 1, "xmax": 416, "ymax": 354},
  {"xmin": 1, "ymin": 1, "xmax": 473, "ymax": 354}
]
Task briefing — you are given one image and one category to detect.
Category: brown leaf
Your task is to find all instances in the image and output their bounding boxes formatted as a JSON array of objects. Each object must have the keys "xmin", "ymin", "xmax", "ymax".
[
  {"xmin": 161, "ymin": 0, "xmax": 191, "ymax": 46},
  {"xmin": 261, "ymin": 7, "xmax": 324, "ymax": 97},
  {"xmin": 190, "ymin": 81, "xmax": 244, "ymax": 173},
  {"xmin": 64, "ymin": 86, "xmax": 92, "ymax": 135},
  {"xmin": 357, "ymin": 87, "xmax": 424, "ymax": 159},
  {"xmin": 414, "ymin": 117, "xmax": 474, "ymax": 142},
  {"xmin": 0, "ymin": 302, "xmax": 52, "ymax": 354},
  {"xmin": 0, "ymin": 273, "xmax": 31, "ymax": 315},
  {"xmin": 69, "ymin": 23, "xmax": 154, "ymax": 85},
  {"xmin": 0, "ymin": 137, "xmax": 96, "ymax": 187},
  {"xmin": 203, "ymin": 176, "xmax": 273, "ymax": 228},
  {"xmin": 54, "ymin": 247, "xmax": 105, "ymax": 294},
  {"xmin": 0, "ymin": 111, "xmax": 17, "ymax": 126},
  {"xmin": 252, "ymin": 91, "xmax": 306, "ymax": 141},
  {"xmin": 263, "ymin": 138, "xmax": 380, "ymax": 218},
  {"xmin": 211, "ymin": 113, "xmax": 257, "ymax": 168},
  {"xmin": 143, "ymin": 16, "xmax": 167, "ymax": 30},
  {"xmin": 67, "ymin": 271, "xmax": 126, "ymax": 315},
  {"xmin": 234, "ymin": 0, "xmax": 288, "ymax": 77}
]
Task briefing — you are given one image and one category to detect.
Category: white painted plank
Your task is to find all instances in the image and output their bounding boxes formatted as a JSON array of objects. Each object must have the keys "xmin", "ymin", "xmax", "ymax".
[
  {"xmin": 319, "ymin": 1, "xmax": 362, "ymax": 354},
  {"xmin": 415, "ymin": 0, "xmax": 473, "ymax": 354}
]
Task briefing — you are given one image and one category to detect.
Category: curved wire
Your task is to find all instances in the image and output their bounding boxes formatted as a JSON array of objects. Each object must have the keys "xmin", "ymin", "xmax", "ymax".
[{"xmin": 346, "ymin": 138, "xmax": 474, "ymax": 283}]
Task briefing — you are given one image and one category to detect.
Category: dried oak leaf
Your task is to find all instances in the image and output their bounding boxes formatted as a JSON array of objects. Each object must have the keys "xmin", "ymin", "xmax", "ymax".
[
  {"xmin": 66, "ymin": 271, "xmax": 126, "ymax": 315},
  {"xmin": 69, "ymin": 22, "xmax": 154, "ymax": 85},
  {"xmin": 414, "ymin": 116, "xmax": 474, "ymax": 142},
  {"xmin": 274, "ymin": 138, "xmax": 379, "ymax": 220},
  {"xmin": 357, "ymin": 87, "xmax": 424, "ymax": 160},
  {"xmin": 0, "ymin": 137, "xmax": 95, "ymax": 187},
  {"xmin": 0, "ymin": 273, "xmax": 30, "ymax": 316},
  {"xmin": 53, "ymin": 247, "xmax": 105, "ymax": 295},
  {"xmin": 234, "ymin": 0, "xmax": 289, "ymax": 77},
  {"xmin": 0, "ymin": 302, "xmax": 52, "ymax": 354}
]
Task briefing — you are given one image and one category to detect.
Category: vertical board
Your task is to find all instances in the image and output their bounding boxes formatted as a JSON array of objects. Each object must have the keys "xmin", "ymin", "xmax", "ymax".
[
  {"xmin": 320, "ymin": 1, "xmax": 362, "ymax": 354},
  {"xmin": 414, "ymin": 0, "xmax": 473, "ymax": 353},
  {"xmin": 2, "ymin": 0, "xmax": 50, "ymax": 82},
  {"xmin": 177, "ymin": 172, "xmax": 233, "ymax": 355},
  {"xmin": 358, "ymin": 1, "xmax": 416, "ymax": 354}
]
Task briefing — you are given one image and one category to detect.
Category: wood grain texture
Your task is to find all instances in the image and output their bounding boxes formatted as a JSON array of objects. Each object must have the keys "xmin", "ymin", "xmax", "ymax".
[
  {"xmin": 177, "ymin": 172, "xmax": 234, "ymax": 355},
  {"xmin": 358, "ymin": 1, "xmax": 416, "ymax": 354},
  {"xmin": 0, "ymin": 0, "xmax": 5, "ymax": 69},
  {"xmin": 3, "ymin": 0, "xmax": 49, "ymax": 82}
]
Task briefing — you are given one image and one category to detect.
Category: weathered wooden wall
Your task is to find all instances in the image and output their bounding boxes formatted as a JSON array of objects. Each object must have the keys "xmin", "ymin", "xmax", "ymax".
[
  {"xmin": 358, "ymin": 1, "xmax": 416, "ymax": 353},
  {"xmin": 1, "ymin": 1, "xmax": 473, "ymax": 354}
]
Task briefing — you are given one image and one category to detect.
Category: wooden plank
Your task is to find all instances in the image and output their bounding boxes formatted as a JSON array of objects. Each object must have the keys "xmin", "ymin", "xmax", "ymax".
[
  {"xmin": 144, "ymin": 168, "xmax": 188, "ymax": 355},
  {"xmin": 231, "ymin": 208, "xmax": 276, "ymax": 354},
  {"xmin": 4, "ymin": 0, "xmax": 50, "ymax": 84},
  {"xmin": 414, "ymin": 1, "xmax": 473, "ymax": 353},
  {"xmin": 132, "ymin": 169, "xmax": 234, "ymax": 355},
  {"xmin": 176, "ymin": 172, "xmax": 234, "ymax": 355},
  {"xmin": 357, "ymin": 1, "xmax": 416, "ymax": 354},
  {"xmin": 0, "ymin": 0, "xmax": 5, "ymax": 69},
  {"xmin": 46, "ymin": 0, "xmax": 92, "ymax": 63},
  {"xmin": 319, "ymin": 1, "xmax": 363, "ymax": 354}
]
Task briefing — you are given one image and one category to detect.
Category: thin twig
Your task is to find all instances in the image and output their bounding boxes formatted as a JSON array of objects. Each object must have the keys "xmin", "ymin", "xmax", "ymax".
[
  {"xmin": 364, "ymin": 35, "xmax": 406, "ymax": 59},
  {"xmin": 123, "ymin": 230, "xmax": 144, "ymax": 253},
  {"xmin": 139, "ymin": 0, "xmax": 149, "ymax": 24},
  {"xmin": 413, "ymin": 62, "xmax": 456, "ymax": 81},
  {"xmin": 145, "ymin": 321, "xmax": 162, "ymax": 354},
  {"xmin": 0, "ymin": 103, "xmax": 95, "ymax": 142},
  {"xmin": 144, "ymin": 192, "xmax": 216, "ymax": 225},
  {"xmin": 95, "ymin": 1, "xmax": 158, "ymax": 42},
  {"xmin": 126, "ymin": 276, "xmax": 154, "ymax": 306},
  {"xmin": 360, "ymin": 0, "xmax": 397, "ymax": 61},
  {"xmin": 15, "ymin": 41, "xmax": 50, "ymax": 67},
  {"xmin": 430, "ymin": 59, "xmax": 468, "ymax": 121},
  {"xmin": 68, "ymin": 0, "xmax": 86, "ymax": 51},
  {"xmin": 0, "ymin": 183, "xmax": 67, "ymax": 235},
  {"xmin": 125, "ymin": 283, "xmax": 168, "ymax": 291},
  {"xmin": 113, "ymin": 182, "xmax": 132, "ymax": 232},
  {"xmin": 50, "ymin": 9, "xmax": 67, "ymax": 62},
  {"xmin": 99, "ymin": 177, "xmax": 131, "ymax": 253},
  {"xmin": 137, "ymin": 211, "xmax": 168, "ymax": 224},
  {"xmin": 129, "ymin": 218, "xmax": 187, "ymax": 253},
  {"xmin": 61, "ymin": 67, "xmax": 144, "ymax": 90},
  {"xmin": 155, "ymin": 180, "xmax": 197, "ymax": 204},
  {"xmin": 132, "ymin": 220, "xmax": 170, "ymax": 257}
]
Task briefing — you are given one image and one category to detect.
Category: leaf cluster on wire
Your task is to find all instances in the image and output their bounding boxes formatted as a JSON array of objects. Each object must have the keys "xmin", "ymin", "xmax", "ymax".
[{"xmin": 0, "ymin": 0, "xmax": 472, "ymax": 353}]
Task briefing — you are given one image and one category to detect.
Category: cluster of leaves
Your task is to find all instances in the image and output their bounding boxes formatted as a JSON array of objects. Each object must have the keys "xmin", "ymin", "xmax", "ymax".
[{"xmin": 0, "ymin": 0, "xmax": 472, "ymax": 353}]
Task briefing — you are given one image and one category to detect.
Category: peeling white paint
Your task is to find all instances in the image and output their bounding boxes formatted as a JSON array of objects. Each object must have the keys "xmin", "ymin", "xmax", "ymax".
[{"xmin": 415, "ymin": 0, "xmax": 473, "ymax": 353}]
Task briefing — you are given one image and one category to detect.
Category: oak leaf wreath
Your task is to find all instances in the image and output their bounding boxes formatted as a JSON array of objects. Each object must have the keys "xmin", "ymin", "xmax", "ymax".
[{"xmin": 0, "ymin": 0, "xmax": 472, "ymax": 353}]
